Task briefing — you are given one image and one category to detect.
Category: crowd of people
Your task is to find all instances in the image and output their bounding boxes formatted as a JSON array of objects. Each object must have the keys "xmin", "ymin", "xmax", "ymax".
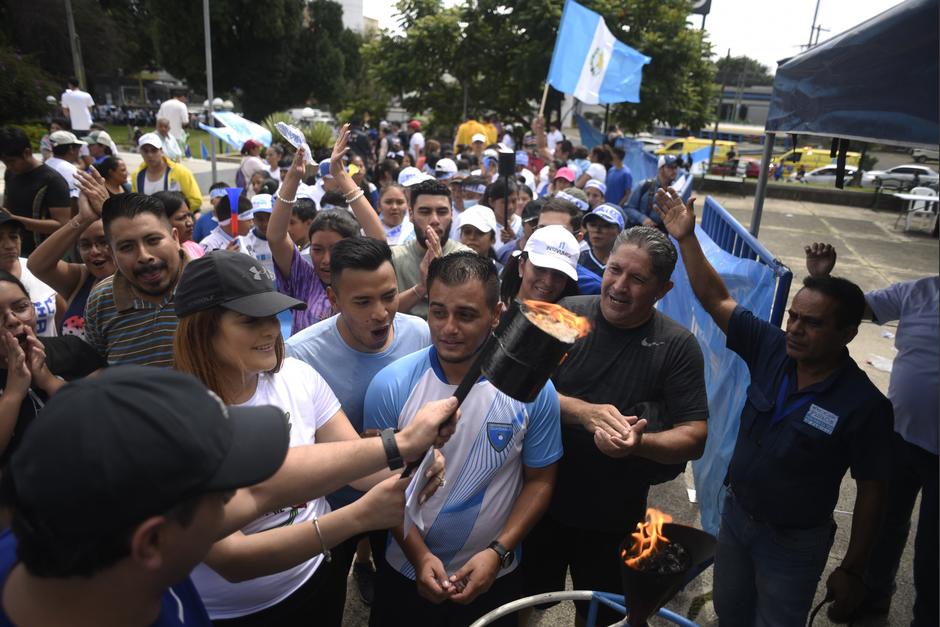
[{"xmin": 0, "ymin": 83, "xmax": 935, "ymax": 627}]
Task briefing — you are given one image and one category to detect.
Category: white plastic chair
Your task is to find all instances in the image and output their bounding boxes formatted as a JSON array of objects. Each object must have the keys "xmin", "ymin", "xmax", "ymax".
[{"xmin": 897, "ymin": 186, "xmax": 938, "ymax": 232}]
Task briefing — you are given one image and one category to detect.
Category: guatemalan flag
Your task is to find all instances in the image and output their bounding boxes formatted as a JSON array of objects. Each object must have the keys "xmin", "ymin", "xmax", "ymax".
[{"xmin": 547, "ymin": 0, "xmax": 651, "ymax": 105}]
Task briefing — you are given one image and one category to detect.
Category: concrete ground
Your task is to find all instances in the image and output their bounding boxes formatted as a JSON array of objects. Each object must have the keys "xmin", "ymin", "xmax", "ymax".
[{"xmin": 341, "ymin": 193, "xmax": 936, "ymax": 627}]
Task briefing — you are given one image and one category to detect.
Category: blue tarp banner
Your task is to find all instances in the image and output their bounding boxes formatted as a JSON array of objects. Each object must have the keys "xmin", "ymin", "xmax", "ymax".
[
  {"xmin": 657, "ymin": 224, "xmax": 776, "ymax": 534},
  {"xmin": 766, "ymin": 0, "xmax": 937, "ymax": 148}
]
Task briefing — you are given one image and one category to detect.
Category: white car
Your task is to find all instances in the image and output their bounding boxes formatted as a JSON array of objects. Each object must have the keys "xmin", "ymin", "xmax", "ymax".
[
  {"xmin": 632, "ymin": 134, "xmax": 664, "ymax": 153},
  {"xmin": 789, "ymin": 165, "xmax": 858, "ymax": 185},
  {"xmin": 861, "ymin": 164, "xmax": 939, "ymax": 188},
  {"xmin": 911, "ymin": 147, "xmax": 939, "ymax": 163}
]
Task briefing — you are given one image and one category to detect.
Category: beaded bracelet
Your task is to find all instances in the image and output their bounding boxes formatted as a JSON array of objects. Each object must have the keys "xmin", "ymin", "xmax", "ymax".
[{"xmin": 274, "ymin": 193, "xmax": 297, "ymax": 205}]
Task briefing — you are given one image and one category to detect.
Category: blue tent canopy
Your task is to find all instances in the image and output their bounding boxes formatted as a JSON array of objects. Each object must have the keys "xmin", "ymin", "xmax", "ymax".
[{"xmin": 765, "ymin": 0, "xmax": 938, "ymax": 149}]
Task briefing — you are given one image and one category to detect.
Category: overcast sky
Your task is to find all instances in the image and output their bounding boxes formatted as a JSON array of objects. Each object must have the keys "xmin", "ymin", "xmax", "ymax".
[{"xmin": 362, "ymin": 0, "xmax": 904, "ymax": 73}]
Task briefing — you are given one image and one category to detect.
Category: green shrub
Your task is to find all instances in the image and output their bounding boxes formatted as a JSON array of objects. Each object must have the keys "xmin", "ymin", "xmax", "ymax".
[{"xmin": 0, "ymin": 47, "xmax": 58, "ymax": 125}]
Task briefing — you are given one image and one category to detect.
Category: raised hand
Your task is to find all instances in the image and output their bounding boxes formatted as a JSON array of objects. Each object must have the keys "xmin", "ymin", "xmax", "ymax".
[
  {"xmin": 283, "ymin": 145, "xmax": 307, "ymax": 184},
  {"xmin": 74, "ymin": 168, "xmax": 108, "ymax": 221},
  {"xmin": 330, "ymin": 124, "xmax": 352, "ymax": 180},
  {"xmin": 654, "ymin": 188, "xmax": 696, "ymax": 240},
  {"xmin": 2, "ymin": 332, "xmax": 31, "ymax": 399},
  {"xmin": 804, "ymin": 242, "xmax": 836, "ymax": 278}
]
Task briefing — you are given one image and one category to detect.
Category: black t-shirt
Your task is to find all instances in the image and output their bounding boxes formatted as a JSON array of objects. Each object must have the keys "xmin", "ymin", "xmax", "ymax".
[
  {"xmin": 2, "ymin": 164, "xmax": 70, "ymax": 257},
  {"xmin": 549, "ymin": 296, "xmax": 709, "ymax": 532},
  {"xmin": 0, "ymin": 336, "xmax": 106, "ymax": 464}
]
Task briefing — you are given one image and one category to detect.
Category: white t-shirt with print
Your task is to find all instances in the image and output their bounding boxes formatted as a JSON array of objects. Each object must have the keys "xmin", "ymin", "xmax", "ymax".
[
  {"xmin": 18, "ymin": 260, "xmax": 57, "ymax": 337},
  {"xmin": 60, "ymin": 89, "xmax": 94, "ymax": 131},
  {"xmin": 239, "ymin": 229, "xmax": 275, "ymax": 275},
  {"xmin": 191, "ymin": 358, "xmax": 341, "ymax": 619}
]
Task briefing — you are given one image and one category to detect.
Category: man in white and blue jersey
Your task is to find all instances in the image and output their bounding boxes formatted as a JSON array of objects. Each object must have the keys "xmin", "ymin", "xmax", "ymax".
[
  {"xmin": 364, "ymin": 252, "xmax": 562, "ymax": 627},
  {"xmin": 286, "ymin": 237, "xmax": 431, "ymax": 604},
  {"xmin": 85, "ymin": 192, "xmax": 187, "ymax": 367}
]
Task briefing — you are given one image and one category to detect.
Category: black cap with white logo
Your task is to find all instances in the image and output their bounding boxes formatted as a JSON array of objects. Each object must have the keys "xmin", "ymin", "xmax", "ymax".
[{"xmin": 175, "ymin": 250, "xmax": 307, "ymax": 318}]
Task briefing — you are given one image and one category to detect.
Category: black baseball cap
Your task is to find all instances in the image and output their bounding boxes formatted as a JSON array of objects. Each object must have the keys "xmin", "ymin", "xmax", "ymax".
[
  {"xmin": 175, "ymin": 250, "xmax": 306, "ymax": 318},
  {"xmin": 8, "ymin": 366, "xmax": 290, "ymax": 539},
  {"xmin": 0, "ymin": 213, "xmax": 25, "ymax": 231}
]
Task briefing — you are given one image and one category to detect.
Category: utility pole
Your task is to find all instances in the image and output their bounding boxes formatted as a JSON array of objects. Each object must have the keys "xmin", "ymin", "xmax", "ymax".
[
  {"xmin": 707, "ymin": 49, "xmax": 731, "ymax": 175},
  {"xmin": 813, "ymin": 25, "xmax": 830, "ymax": 46},
  {"xmin": 64, "ymin": 0, "xmax": 86, "ymax": 88},
  {"xmin": 807, "ymin": 0, "xmax": 822, "ymax": 49},
  {"xmin": 203, "ymin": 0, "xmax": 217, "ymax": 181}
]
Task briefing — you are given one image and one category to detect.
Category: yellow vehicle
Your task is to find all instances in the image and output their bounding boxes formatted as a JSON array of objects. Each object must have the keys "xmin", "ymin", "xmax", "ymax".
[
  {"xmin": 655, "ymin": 137, "xmax": 738, "ymax": 160},
  {"xmin": 773, "ymin": 146, "xmax": 861, "ymax": 175}
]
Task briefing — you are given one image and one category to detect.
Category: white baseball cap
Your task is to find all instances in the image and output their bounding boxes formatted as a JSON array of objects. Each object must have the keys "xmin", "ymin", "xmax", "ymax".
[
  {"xmin": 457, "ymin": 205, "xmax": 498, "ymax": 234},
  {"xmin": 471, "ymin": 133, "xmax": 487, "ymax": 144},
  {"xmin": 138, "ymin": 133, "xmax": 163, "ymax": 149},
  {"xmin": 250, "ymin": 194, "xmax": 273, "ymax": 214},
  {"xmin": 49, "ymin": 131, "xmax": 86, "ymax": 147},
  {"xmin": 398, "ymin": 166, "xmax": 434, "ymax": 187},
  {"xmin": 434, "ymin": 158, "xmax": 458, "ymax": 180},
  {"xmin": 523, "ymin": 225, "xmax": 579, "ymax": 282}
]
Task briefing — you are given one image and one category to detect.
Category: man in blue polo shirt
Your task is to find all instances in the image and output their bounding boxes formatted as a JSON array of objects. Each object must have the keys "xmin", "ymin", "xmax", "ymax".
[
  {"xmin": 364, "ymin": 252, "xmax": 562, "ymax": 627},
  {"xmin": 656, "ymin": 188, "xmax": 892, "ymax": 627}
]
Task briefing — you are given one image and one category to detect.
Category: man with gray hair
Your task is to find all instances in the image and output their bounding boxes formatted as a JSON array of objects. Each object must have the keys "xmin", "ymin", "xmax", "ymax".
[{"xmin": 521, "ymin": 226, "xmax": 709, "ymax": 625}]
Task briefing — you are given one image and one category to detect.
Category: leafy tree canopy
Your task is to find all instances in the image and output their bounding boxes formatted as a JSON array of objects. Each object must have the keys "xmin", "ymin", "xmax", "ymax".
[
  {"xmin": 364, "ymin": 0, "xmax": 717, "ymax": 134},
  {"xmin": 715, "ymin": 54, "xmax": 774, "ymax": 86}
]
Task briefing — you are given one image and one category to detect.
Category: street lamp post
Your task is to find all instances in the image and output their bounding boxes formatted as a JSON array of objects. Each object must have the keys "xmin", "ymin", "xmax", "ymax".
[
  {"xmin": 203, "ymin": 0, "xmax": 217, "ymax": 181},
  {"xmin": 64, "ymin": 0, "xmax": 86, "ymax": 88}
]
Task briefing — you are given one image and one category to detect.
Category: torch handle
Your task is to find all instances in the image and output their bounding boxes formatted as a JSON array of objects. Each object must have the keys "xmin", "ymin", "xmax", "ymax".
[{"xmin": 399, "ymin": 338, "xmax": 491, "ymax": 478}]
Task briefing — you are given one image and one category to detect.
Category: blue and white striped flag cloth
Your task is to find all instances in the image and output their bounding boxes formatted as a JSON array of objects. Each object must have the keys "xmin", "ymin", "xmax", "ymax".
[{"xmin": 547, "ymin": 0, "xmax": 651, "ymax": 105}]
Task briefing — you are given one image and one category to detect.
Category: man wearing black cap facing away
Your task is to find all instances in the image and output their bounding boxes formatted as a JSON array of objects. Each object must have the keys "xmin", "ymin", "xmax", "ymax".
[{"xmin": 0, "ymin": 365, "xmax": 459, "ymax": 626}]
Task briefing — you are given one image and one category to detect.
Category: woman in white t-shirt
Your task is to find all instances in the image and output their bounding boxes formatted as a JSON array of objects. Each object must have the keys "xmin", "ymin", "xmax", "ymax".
[
  {"xmin": 377, "ymin": 184, "xmax": 415, "ymax": 245},
  {"xmin": 0, "ymin": 217, "xmax": 63, "ymax": 337},
  {"xmin": 173, "ymin": 250, "xmax": 443, "ymax": 626}
]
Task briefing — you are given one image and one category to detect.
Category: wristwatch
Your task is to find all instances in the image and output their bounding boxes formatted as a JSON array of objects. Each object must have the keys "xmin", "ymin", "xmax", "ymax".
[
  {"xmin": 380, "ymin": 428, "xmax": 403, "ymax": 470},
  {"xmin": 488, "ymin": 541, "xmax": 514, "ymax": 569}
]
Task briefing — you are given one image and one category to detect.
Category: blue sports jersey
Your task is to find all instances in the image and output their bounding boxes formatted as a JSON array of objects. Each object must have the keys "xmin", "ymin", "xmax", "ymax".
[{"xmin": 364, "ymin": 346, "xmax": 562, "ymax": 579}]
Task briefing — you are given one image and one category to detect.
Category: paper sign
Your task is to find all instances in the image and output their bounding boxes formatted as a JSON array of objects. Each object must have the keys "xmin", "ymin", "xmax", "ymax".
[
  {"xmin": 275, "ymin": 122, "xmax": 315, "ymax": 165},
  {"xmin": 403, "ymin": 449, "xmax": 436, "ymax": 539}
]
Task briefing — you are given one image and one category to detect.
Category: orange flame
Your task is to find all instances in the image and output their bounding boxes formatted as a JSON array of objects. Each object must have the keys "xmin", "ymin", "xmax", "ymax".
[
  {"xmin": 621, "ymin": 508, "xmax": 673, "ymax": 569},
  {"xmin": 521, "ymin": 300, "xmax": 592, "ymax": 342}
]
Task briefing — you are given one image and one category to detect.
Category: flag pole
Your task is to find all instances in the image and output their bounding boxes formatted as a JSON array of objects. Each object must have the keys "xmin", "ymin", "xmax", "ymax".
[{"xmin": 539, "ymin": 83, "xmax": 550, "ymax": 118}]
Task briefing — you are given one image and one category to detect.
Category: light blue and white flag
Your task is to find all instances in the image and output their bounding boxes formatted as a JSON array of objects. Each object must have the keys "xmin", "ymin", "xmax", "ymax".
[
  {"xmin": 212, "ymin": 111, "xmax": 272, "ymax": 147},
  {"xmin": 547, "ymin": 0, "xmax": 651, "ymax": 105}
]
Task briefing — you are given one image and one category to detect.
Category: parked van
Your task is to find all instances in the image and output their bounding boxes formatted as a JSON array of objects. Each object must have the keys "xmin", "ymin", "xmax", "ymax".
[
  {"xmin": 773, "ymin": 146, "xmax": 861, "ymax": 174},
  {"xmin": 655, "ymin": 137, "xmax": 737, "ymax": 160}
]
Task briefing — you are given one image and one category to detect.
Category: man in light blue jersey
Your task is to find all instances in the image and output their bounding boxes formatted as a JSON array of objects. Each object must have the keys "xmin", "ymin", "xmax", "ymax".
[
  {"xmin": 364, "ymin": 252, "xmax": 562, "ymax": 627},
  {"xmin": 286, "ymin": 237, "xmax": 431, "ymax": 605}
]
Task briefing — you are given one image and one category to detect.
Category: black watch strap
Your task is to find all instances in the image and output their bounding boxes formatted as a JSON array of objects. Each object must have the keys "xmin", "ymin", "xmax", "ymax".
[
  {"xmin": 488, "ymin": 541, "xmax": 512, "ymax": 569},
  {"xmin": 380, "ymin": 428, "xmax": 403, "ymax": 470}
]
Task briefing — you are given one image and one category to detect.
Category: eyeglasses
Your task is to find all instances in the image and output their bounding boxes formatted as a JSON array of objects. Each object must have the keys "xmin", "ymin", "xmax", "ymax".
[{"xmin": 78, "ymin": 238, "xmax": 110, "ymax": 252}]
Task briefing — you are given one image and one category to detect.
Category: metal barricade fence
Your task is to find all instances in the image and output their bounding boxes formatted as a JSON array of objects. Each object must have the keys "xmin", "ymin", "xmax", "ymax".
[{"xmin": 699, "ymin": 196, "xmax": 793, "ymax": 326}]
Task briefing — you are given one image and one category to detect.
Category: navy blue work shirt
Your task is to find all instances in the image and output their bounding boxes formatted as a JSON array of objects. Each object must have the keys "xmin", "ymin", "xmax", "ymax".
[{"xmin": 724, "ymin": 306, "xmax": 893, "ymax": 529}]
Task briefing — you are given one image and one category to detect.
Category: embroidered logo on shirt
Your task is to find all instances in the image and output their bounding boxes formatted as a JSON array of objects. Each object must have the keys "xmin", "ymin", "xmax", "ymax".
[
  {"xmin": 486, "ymin": 422, "xmax": 513, "ymax": 452},
  {"xmin": 803, "ymin": 404, "xmax": 839, "ymax": 435},
  {"xmin": 640, "ymin": 337, "xmax": 665, "ymax": 347}
]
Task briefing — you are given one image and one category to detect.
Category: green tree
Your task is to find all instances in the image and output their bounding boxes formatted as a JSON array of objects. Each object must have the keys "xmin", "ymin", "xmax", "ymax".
[
  {"xmin": 0, "ymin": 44, "xmax": 59, "ymax": 124},
  {"xmin": 146, "ymin": 0, "xmax": 361, "ymax": 119},
  {"xmin": 715, "ymin": 54, "xmax": 774, "ymax": 86},
  {"xmin": 0, "ymin": 0, "xmax": 151, "ymax": 87},
  {"xmin": 364, "ymin": 0, "xmax": 716, "ymax": 135}
]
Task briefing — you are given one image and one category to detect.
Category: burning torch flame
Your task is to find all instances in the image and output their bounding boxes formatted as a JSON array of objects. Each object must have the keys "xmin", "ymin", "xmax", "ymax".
[
  {"xmin": 622, "ymin": 508, "xmax": 673, "ymax": 569},
  {"xmin": 521, "ymin": 300, "xmax": 592, "ymax": 342}
]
